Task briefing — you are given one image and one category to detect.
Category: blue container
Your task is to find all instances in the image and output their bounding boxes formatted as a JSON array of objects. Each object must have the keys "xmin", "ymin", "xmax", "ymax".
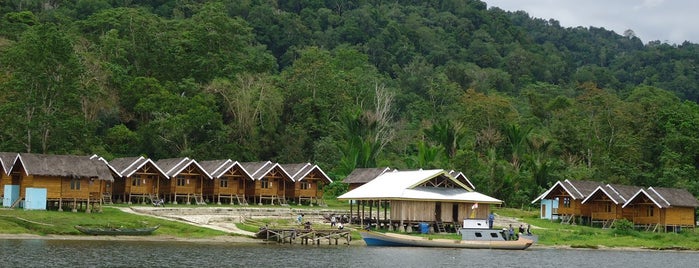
[{"xmin": 419, "ymin": 222, "xmax": 429, "ymax": 234}]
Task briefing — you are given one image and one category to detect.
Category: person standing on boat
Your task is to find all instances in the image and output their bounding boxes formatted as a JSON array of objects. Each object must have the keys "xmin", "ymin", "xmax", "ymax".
[
  {"xmin": 508, "ymin": 224, "xmax": 515, "ymax": 240},
  {"xmin": 488, "ymin": 212, "xmax": 495, "ymax": 229}
]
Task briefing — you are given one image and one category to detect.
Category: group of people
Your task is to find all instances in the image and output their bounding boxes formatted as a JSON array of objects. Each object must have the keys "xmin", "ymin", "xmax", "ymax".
[
  {"xmin": 490, "ymin": 212, "xmax": 532, "ymax": 240},
  {"xmin": 505, "ymin": 223, "xmax": 532, "ymax": 240}
]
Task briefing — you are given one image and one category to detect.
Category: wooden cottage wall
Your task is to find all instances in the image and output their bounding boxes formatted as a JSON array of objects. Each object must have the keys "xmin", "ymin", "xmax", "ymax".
[
  {"xmin": 439, "ymin": 202, "xmax": 453, "ymax": 222},
  {"xmin": 665, "ymin": 207, "xmax": 696, "ymax": 226},
  {"xmin": 173, "ymin": 175, "xmax": 198, "ymax": 194},
  {"xmin": 246, "ymin": 180, "xmax": 258, "ymax": 198},
  {"xmin": 19, "ymin": 173, "xmax": 33, "ymax": 198},
  {"xmin": 203, "ymin": 176, "xmax": 216, "ymax": 197},
  {"xmin": 629, "ymin": 204, "xmax": 662, "ymax": 225},
  {"xmin": 60, "ymin": 177, "xmax": 91, "ymax": 199},
  {"xmin": 112, "ymin": 177, "xmax": 126, "ymax": 199},
  {"xmin": 390, "ymin": 200, "xmax": 436, "ymax": 222},
  {"xmin": 284, "ymin": 179, "xmax": 295, "ymax": 198},
  {"xmin": 0, "ymin": 172, "xmax": 9, "ymax": 194},
  {"xmin": 256, "ymin": 177, "xmax": 276, "ymax": 196},
  {"xmin": 457, "ymin": 203, "xmax": 470, "ymax": 221},
  {"xmin": 158, "ymin": 177, "xmax": 172, "ymax": 195},
  {"xmin": 25, "ymin": 175, "xmax": 56, "ymax": 198},
  {"xmin": 127, "ymin": 174, "xmax": 156, "ymax": 195},
  {"xmin": 589, "ymin": 200, "xmax": 620, "ymax": 220}
]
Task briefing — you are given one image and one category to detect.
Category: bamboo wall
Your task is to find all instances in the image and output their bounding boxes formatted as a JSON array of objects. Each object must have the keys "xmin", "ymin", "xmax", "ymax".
[{"xmin": 389, "ymin": 200, "xmax": 490, "ymax": 223}]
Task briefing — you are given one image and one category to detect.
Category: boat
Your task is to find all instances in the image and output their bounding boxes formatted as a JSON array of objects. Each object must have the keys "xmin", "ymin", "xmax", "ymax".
[
  {"xmin": 359, "ymin": 219, "xmax": 535, "ymax": 250},
  {"xmin": 75, "ymin": 225, "xmax": 159, "ymax": 235}
]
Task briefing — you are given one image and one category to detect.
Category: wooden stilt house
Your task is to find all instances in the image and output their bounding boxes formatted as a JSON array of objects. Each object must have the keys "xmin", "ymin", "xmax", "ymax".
[
  {"xmin": 281, "ymin": 163, "xmax": 332, "ymax": 206},
  {"xmin": 581, "ymin": 184, "xmax": 643, "ymax": 228},
  {"xmin": 531, "ymin": 179, "xmax": 603, "ymax": 224},
  {"xmin": 338, "ymin": 169, "xmax": 501, "ymax": 232},
  {"xmin": 155, "ymin": 157, "xmax": 212, "ymax": 205},
  {"xmin": 199, "ymin": 159, "xmax": 253, "ymax": 205},
  {"xmin": 9, "ymin": 153, "xmax": 114, "ymax": 212},
  {"xmin": 0, "ymin": 152, "xmax": 18, "ymax": 203},
  {"xmin": 108, "ymin": 156, "xmax": 166, "ymax": 204},
  {"xmin": 240, "ymin": 161, "xmax": 293, "ymax": 205},
  {"xmin": 622, "ymin": 187, "xmax": 699, "ymax": 231},
  {"xmin": 342, "ymin": 167, "xmax": 393, "ymax": 191}
]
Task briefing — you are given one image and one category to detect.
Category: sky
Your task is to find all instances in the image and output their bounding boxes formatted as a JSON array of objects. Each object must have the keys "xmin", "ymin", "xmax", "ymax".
[{"xmin": 484, "ymin": 0, "xmax": 699, "ymax": 44}]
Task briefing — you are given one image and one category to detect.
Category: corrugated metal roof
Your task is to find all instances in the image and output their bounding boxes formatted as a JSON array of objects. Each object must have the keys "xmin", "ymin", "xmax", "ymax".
[{"xmin": 338, "ymin": 169, "xmax": 501, "ymax": 204}]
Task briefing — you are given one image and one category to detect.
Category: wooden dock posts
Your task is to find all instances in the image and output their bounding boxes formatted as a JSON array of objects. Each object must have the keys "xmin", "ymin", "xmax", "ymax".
[{"xmin": 259, "ymin": 229, "xmax": 351, "ymax": 245}]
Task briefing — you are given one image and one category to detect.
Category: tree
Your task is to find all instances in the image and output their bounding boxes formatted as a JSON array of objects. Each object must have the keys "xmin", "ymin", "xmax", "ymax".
[{"xmin": 0, "ymin": 24, "xmax": 86, "ymax": 153}]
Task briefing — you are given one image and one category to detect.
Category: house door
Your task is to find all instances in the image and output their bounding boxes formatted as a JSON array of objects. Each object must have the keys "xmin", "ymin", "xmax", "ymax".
[
  {"xmin": 435, "ymin": 202, "xmax": 442, "ymax": 221},
  {"xmin": 452, "ymin": 204, "xmax": 459, "ymax": 222},
  {"xmin": 541, "ymin": 204, "xmax": 547, "ymax": 218}
]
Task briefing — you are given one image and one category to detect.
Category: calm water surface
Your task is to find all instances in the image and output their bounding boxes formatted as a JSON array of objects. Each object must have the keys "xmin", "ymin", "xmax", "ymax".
[{"xmin": 2, "ymin": 239, "xmax": 699, "ymax": 268}]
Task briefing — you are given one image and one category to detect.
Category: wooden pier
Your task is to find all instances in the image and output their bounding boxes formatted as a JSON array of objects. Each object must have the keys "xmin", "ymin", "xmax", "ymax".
[{"xmin": 258, "ymin": 229, "xmax": 351, "ymax": 245}]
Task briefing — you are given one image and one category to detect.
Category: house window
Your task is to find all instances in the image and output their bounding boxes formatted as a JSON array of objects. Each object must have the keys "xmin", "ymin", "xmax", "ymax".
[
  {"xmin": 300, "ymin": 181, "xmax": 310, "ymax": 190},
  {"xmin": 261, "ymin": 178, "xmax": 270, "ymax": 189},
  {"xmin": 176, "ymin": 176, "xmax": 186, "ymax": 186},
  {"xmin": 70, "ymin": 179, "xmax": 81, "ymax": 190},
  {"xmin": 646, "ymin": 205, "xmax": 654, "ymax": 217},
  {"xmin": 563, "ymin": 197, "xmax": 571, "ymax": 208},
  {"xmin": 604, "ymin": 203, "xmax": 612, "ymax": 213},
  {"xmin": 131, "ymin": 177, "xmax": 141, "ymax": 186},
  {"xmin": 220, "ymin": 178, "xmax": 228, "ymax": 188}
]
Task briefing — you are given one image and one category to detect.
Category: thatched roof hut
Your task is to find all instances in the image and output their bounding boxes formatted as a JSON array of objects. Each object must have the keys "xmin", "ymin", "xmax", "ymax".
[
  {"xmin": 624, "ymin": 187, "xmax": 699, "ymax": 209},
  {"xmin": 343, "ymin": 167, "xmax": 393, "ymax": 190},
  {"xmin": 18, "ymin": 153, "xmax": 114, "ymax": 181},
  {"xmin": 0, "ymin": 152, "xmax": 18, "ymax": 175}
]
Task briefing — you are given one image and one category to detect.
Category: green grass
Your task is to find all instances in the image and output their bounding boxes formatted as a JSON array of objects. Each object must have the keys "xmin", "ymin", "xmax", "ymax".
[
  {"xmin": 493, "ymin": 207, "xmax": 699, "ymax": 250},
  {"xmin": 0, "ymin": 207, "xmax": 228, "ymax": 238}
]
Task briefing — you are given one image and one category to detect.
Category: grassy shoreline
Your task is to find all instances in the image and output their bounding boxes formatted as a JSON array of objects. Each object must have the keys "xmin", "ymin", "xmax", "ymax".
[{"xmin": 2, "ymin": 206, "xmax": 699, "ymax": 250}]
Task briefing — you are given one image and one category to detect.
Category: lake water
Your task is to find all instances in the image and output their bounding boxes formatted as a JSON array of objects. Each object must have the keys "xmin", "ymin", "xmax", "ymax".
[{"xmin": 2, "ymin": 239, "xmax": 699, "ymax": 268}]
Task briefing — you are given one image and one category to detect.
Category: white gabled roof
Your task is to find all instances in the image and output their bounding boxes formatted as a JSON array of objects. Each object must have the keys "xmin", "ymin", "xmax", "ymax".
[{"xmin": 337, "ymin": 169, "xmax": 501, "ymax": 204}]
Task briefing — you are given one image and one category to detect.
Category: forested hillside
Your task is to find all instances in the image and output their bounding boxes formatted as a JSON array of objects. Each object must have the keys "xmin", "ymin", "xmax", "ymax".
[{"xmin": 2, "ymin": 0, "xmax": 699, "ymax": 206}]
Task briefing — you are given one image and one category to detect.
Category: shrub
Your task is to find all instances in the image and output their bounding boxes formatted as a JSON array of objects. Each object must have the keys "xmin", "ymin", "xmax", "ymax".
[{"xmin": 611, "ymin": 219, "xmax": 634, "ymax": 235}]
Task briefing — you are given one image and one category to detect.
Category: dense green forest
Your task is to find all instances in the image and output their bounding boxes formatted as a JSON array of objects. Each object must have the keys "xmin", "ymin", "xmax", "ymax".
[{"xmin": 2, "ymin": 0, "xmax": 699, "ymax": 207}]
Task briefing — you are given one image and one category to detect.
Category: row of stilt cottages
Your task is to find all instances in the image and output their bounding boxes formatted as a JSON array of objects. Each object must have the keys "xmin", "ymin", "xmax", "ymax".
[
  {"xmin": 532, "ymin": 179, "xmax": 699, "ymax": 231},
  {"xmin": 0, "ymin": 152, "xmax": 332, "ymax": 212}
]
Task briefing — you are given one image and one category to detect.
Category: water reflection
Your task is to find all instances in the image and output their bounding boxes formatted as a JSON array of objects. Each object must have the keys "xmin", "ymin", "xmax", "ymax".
[{"xmin": 2, "ymin": 239, "xmax": 699, "ymax": 268}]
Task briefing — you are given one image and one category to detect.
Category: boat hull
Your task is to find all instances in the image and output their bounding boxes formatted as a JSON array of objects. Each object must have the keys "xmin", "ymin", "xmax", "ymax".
[
  {"xmin": 359, "ymin": 231, "xmax": 533, "ymax": 250},
  {"xmin": 75, "ymin": 225, "xmax": 159, "ymax": 236}
]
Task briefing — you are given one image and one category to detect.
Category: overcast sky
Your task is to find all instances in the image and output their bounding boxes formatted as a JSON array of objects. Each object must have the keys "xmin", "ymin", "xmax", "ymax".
[{"xmin": 484, "ymin": 0, "xmax": 699, "ymax": 44}]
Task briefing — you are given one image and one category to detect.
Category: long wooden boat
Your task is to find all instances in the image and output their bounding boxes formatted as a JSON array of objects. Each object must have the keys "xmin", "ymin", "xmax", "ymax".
[
  {"xmin": 75, "ymin": 225, "xmax": 159, "ymax": 236},
  {"xmin": 359, "ymin": 230, "xmax": 534, "ymax": 250}
]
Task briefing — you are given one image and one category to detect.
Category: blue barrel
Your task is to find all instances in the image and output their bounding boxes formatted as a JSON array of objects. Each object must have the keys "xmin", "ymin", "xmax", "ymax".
[{"xmin": 419, "ymin": 222, "xmax": 429, "ymax": 234}]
